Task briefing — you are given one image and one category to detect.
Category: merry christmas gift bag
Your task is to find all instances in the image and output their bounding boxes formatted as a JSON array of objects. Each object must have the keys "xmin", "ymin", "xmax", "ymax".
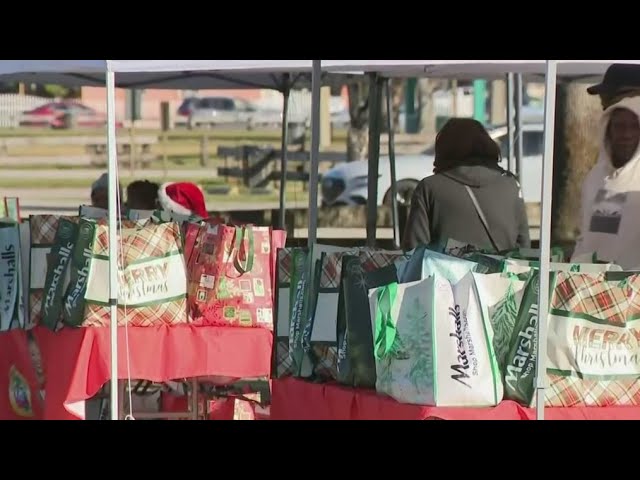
[
  {"xmin": 369, "ymin": 274, "xmax": 502, "ymax": 407},
  {"xmin": 64, "ymin": 219, "xmax": 188, "ymax": 327},
  {"xmin": 545, "ymin": 271, "xmax": 640, "ymax": 407}
]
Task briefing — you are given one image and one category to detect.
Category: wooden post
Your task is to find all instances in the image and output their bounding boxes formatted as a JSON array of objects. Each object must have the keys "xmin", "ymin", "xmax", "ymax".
[
  {"xmin": 129, "ymin": 124, "xmax": 136, "ymax": 176},
  {"xmin": 490, "ymin": 80, "xmax": 507, "ymax": 125},
  {"xmin": 320, "ymin": 86, "xmax": 332, "ymax": 150},
  {"xmin": 200, "ymin": 135, "xmax": 209, "ymax": 167}
]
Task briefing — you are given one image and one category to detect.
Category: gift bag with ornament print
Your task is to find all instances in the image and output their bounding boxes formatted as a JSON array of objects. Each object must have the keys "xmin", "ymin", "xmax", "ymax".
[
  {"xmin": 336, "ymin": 255, "xmax": 402, "ymax": 388},
  {"xmin": 544, "ymin": 271, "xmax": 640, "ymax": 407},
  {"xmin": 64, "ymin": 218, "xmax": 188, "ymax": 327},
  {"xmin": 311, "ymin": 248, "xmax": 406, "ymax": 381},
  {"xmin": 189, "ymin": 224, "xmax": 274, "ymax": 329},
  {"xmin": 368, "ymin": 274, "xmax": 502, "ymax": 407},
  {"xmin": 29, "ymin": 215, "xmax": 78, "ymax": 327},
  {"xmin": 0, "ymin": 221, "xmax": 24, "ymax": 331}
]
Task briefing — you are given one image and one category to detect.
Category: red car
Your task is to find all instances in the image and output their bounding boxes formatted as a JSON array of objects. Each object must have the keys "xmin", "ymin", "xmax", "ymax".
[{"xmin": 20, "ymin": 101, "xmax": 123, "ymax": 129}]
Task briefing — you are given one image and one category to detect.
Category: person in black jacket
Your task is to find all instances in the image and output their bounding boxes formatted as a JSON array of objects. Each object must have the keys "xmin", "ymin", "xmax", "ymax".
[{"xmin": 402, "ymin": 118, "xmax": 530, "ymax": 252}]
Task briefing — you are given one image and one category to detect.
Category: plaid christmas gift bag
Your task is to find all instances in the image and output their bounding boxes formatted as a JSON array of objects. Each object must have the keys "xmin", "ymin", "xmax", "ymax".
[
  {"xmin": 273, "ymin": 247, "xmax": 297, "ymax": 378},
  {"xmin": 544, "ymin": 271, "xmax": 640, "ymax": 407},
  {"xmin": 28, "ymin": 215, "xmax": 78, "ymax": 327},
  {"xmin": 311, "ymin": 248, "xmax": 405, "ymax": 381},
  {"xmin": 64, "ymin": 218, "xmax": 189, "ymax": 327}
]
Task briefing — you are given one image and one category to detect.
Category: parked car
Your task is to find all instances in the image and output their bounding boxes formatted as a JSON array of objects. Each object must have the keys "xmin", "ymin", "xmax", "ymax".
[
  {"xmin": 20, "ymin": 101, "xmax": 122, "ymax": 129},
  {"xmin": 181, "ymin": 96, "xmax": 256, "ymax": 129},
  {"xmin": 321, "ymin": 123, "xmax": 545, "ymax": 208}
]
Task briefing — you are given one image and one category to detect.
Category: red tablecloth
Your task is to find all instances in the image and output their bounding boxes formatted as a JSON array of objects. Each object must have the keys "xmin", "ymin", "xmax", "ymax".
[
  {"xmin": 271, "ymin": 377, "xmax": 640, "ymax": 420},
  {"xmin": 31, "ymin": 324, "xmax": 272, "ymax": 420},
  {"xmin": 0, "ymin": 330, "xmax": 44, "ymax": 420}
]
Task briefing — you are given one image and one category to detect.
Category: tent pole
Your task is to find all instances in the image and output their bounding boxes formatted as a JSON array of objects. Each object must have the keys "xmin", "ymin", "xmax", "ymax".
[
  {"xmin": 278, "ymin": 76, "xmax": 291, "ymax": 230},
  {"xmin": 384, "ymin": 79, "xmax": 400, "ymax": 249},
  {"xmin": 535, "ymin": 60, "xmax": 558, "ymax": 421},
  {"xmin": 106, "ymin": 70, "xmax": 119, "ymax": 420},
  {"xmin": 515, "ymin": 73, "xmax": 524, "ymax": 180},
  {"xmin": 506, "ymin": 73, "xmax": 516, "ymax": 175},
  {"xmin": 307, "ymin": 61, "xmax": 322, "ymax": 247},
  {"xmin": 366, "ymin": 74, "xmax": 382, "ymax": 247}
]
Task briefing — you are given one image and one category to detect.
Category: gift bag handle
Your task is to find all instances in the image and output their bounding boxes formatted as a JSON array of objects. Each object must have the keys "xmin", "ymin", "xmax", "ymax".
[
  {"xmin": 226, "ymin": 225, "xmax": 255, "ymax": 276},
  {"xmin": 374, "ymin": 282, "xmax": 398, "ymax": 360}
]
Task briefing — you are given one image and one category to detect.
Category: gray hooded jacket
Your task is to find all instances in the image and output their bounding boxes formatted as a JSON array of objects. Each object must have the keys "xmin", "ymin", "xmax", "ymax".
[{"xmin": 402, "ymin": 164, "xmax": 530, "ymax": 252}]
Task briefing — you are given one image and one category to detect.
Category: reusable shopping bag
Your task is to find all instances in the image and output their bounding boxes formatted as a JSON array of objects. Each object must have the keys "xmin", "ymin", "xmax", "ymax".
[{"xmin": 369, "ymin": 273, "xmax": 503, "ymax": 406}]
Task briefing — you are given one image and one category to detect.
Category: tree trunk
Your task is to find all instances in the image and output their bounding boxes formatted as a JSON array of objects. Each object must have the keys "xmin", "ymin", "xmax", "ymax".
[
  {"xmin": 417, "ymin": 78, "xmax": 441, "ymax": 137},
  {"xmin": 391, "ymin": 79, "xmax": 404, "ymax": 132},
  {"xmin": 552, "ymin": 81, "xmax": 602, "ymax": 249},
  {"xmin": 346, "ymin": 79, "xmax": 369, "ymax": 162}
]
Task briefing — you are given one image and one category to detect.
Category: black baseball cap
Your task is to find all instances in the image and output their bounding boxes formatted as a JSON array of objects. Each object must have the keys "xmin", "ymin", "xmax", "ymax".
[{"xmin": 587, "ymin": 63, "xmax": 640, "ymax": 95}]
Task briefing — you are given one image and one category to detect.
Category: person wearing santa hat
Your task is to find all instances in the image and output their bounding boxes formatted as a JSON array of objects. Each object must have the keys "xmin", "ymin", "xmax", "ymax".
[{"xmin": 157, "ymin": 182, "xmax": 209, "ymax": 219}]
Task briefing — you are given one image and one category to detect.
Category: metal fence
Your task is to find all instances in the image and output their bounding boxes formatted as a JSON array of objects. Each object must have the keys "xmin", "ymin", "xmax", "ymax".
[{"xmin": 0, "ymin": 94, "xmax": 49, "ymax": 128}]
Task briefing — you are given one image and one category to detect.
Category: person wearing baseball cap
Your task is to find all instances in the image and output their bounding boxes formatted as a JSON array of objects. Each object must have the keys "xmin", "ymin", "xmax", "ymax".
[
  {"xmin": 572, "ymin": 86, "xmax": 640, "ymax": 268},
  {"xmin": 587, "ymin": 63, "xmax": 640, "ymax": 109},
  {"xmin": 157, "ymin": 181, "xmax": 209, "ymax": 219}
]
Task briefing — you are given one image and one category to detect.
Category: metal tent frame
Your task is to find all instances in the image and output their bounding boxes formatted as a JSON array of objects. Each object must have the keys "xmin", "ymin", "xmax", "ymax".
[{"xmin": 3, "ymin": 59, "xmax": 639, "ymax": 421}]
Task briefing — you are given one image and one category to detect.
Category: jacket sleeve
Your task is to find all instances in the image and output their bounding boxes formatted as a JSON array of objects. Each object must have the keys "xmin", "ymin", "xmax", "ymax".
[
  {"xmin": 515, "ymin": 196, "xmax": 531, "ymax": 248},
  {"xmin": 401, "ymin": 181, "xmax": 431, "ymax": 251}
]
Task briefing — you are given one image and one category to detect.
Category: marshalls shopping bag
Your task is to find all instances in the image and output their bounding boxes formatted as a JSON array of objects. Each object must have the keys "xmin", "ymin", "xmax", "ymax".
[
  {"xmin": 0, "ymin": 222, "xmax": 24, "ymax": 331},
  {"xmin": 29, "ymin": 215, "xmax": 80, "ymax": 326},
  {"xmin": 473, "ymin": 272, "xmax": 527, "ymax": 375},
  {"xmin": 64, "ymin": 219, "xmax": 188, "ymax": 327},
  {"xmin": 369, "ymin": 274, "xmax": 502, "ymax": 407},
  {"xmin": 39, "ymin": 219, "xmax": 78, "ymax": 330}
]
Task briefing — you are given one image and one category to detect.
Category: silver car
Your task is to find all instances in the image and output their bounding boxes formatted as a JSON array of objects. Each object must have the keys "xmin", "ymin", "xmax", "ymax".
[{"xmin": 187, "ymin": 96, "xmax": 254, "ymax": 129}]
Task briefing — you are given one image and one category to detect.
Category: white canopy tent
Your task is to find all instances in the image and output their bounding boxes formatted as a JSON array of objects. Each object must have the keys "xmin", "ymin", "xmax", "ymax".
[
  {"xmin": 0, "ymin": 60, "xmax": 358, "ymax": 90},
  {"xmin": 0, "ymin": 60, "xmax": 331, "ymax": 420},
  {"xmin": 0, "ymin": 59, "xmax": 631, "ymax": 421}
]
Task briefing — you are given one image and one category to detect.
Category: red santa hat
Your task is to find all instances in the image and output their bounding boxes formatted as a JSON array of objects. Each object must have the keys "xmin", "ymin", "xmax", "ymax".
[{"xmin": 157, "ymin": 182, "xmax": 208, "ymax": 219}]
